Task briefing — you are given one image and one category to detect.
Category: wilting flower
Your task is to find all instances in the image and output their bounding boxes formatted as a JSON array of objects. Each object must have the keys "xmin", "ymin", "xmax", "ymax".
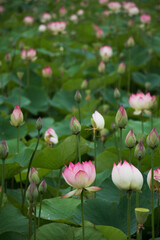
[
  {"xmin": 147, "ymin": 168, "xmax": 160, "ymax": 191},
  {"xmin": 61, "ymin": 161, "xmax": 101, "ymax": 198},
  {"xmin": 99, "ymin": 46, "xmax": 113, "ymax": 62},
  {"xmin": 41, "ymin": 13, "xmax": 51, "ymax": 23},
  {"xmin": 92, "ymin": 111, "xmax": 105, "ymax": 130},
  {"xmin": 117, "ymin": 62, "xmax": 126, "ymax": 74},
  {"xmin": 10, "ymin": 105, "xmax": 24, "ymax": 127},
  {"xmin": 112, "ymin": 160, "xmax": 143, "ymax": 191},
  {"xmin": 42, "ymin": 66, "xmax": 52, "ymax": 78},
  {"xmin": 23, "ymin": 16, "xmax": 34, "ymax": 25},
  {"xmin": 38, "ymin": 24, "xmax": 47, "ymax": 32},
  {"xmin": 29, "ymin": 167, "xmax": 40, "ymax": 185},
  {"xmin": 108, "ymin": 2, "xmax": 121, "ymax": 13},
  {"xmin": 44, "ymin": 128, "xmax": 58, "ymax": 145},
  {"xmin": 21, "ymin": 49, "xmax": 37, "ymax": 62},
  {"xmin": 129, "ymin": 92, "xmax": 156, "ymax": 115},
  {"xmin": 140, "ymin": 14, "xmax": 151, "ymax": 24}
]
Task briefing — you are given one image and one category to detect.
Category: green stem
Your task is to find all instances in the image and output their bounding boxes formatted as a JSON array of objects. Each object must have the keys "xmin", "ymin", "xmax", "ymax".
[
  {"xmin": 76, "ymin": 134, "xmax": 81, "ymax": 163},
  {"xmin": 57, "ymin": 167, "xmax": 62, "ymax": 196},
  {"xmin": 17, "ymin": 127, "xmax": 23, "ymax": 200},
  {"xmin": 151, "ymin": 114, "xmax": 153, "ymax": 130},
  {"xmin": 22, "ymin": 130, "xmax": 40, "ymax": 213},
  {"xmin": 34, "ymin": 206, "xmax": 36, "ymax": 240},
  {"xmin": 127, "ymin": 49, "xmax": 131, "ymax": 95},
  {"xmin": 29, "ymin": 204, "xmax": 33, "ymax": 240},
  {"xmin": 38, "ymin": 194, "xmax": 43, "ymax": 228},
  {"xmin": 93, "ymin": 129, "xmax": 97, "ymax": 184},
  {"xmin": 157, "ymin": 192, "xmax": 159, "ymax": 237},
  {"xmin": 151, "ymin": 149, "xmax": 155, "ymax": 240},
  {"xmin": 19, "ymin": 80, "xmax": 21, "ymax": 106},
  {"xmin": 17, "ymin": 127, "xmax": 19, "ymax": 153},
  {"xmin": 81, "ymin": 190, "xmax": 85, "ymax": 240},
  {"xmin": 127, "ymin": 191, "xmax": 132, "ymax": 240},
  {"xmin": 136, "ymin": 160, "xmax": 141, "ymax": 208},
  {"xmin": 141, "ymin": 112, "xmax": 144, "ymax": 134},
  {"xmin": 120, "ymin": 128, "xmax": 122, "ymax": 160},
  {"xmin": 129, "ymin": 148, "xmax": 132, "ymax": 164},
  {"xmin": 78, "ymin": 103, "xmax": 81, "ymax": 124},
  {"xmin": 27, "ymin": 62, "xmax": 30, "ymax": 88},
  {"xmin": 0, "ymin": 160, "xmax": 5, "ymax": 208},
  {"xmin": 113, "ymin": 131, "xmax": 119, "ymax": 161}
]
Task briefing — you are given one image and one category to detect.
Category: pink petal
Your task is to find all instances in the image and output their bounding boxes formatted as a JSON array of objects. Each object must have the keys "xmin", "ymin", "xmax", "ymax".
[
  {"xmin": 74, "ymin": 188, "xmax": 82, "ymax": 196},
  {"xmin": 62, "ymin": 168, "xmax": 76, "ymax": 187},
  {"xmin": 75, "ymin": 170, "xmax": 89, "ymax": 188},
  {"xmin": 85, "ymin": 186, "xmax": 101, "ymax": 192},
  {"xmin": 61, "ymin": 189, "xmax": 77, "ymax": 198}
]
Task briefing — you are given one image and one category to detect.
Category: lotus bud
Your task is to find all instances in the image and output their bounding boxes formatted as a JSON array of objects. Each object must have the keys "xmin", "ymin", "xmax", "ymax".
[
  {"xmin": 146, "ymin": 128, "xmax": 159, "ymax": 149},
  {"xmin": 115, "ymin": 105, "xmax": 128, "ymax": 129},
  {"xmin": 29, "ymin": 167, "xmax": 40, "ymax": 185},
  {"xmin": 103, "ymin": 104, "xmax": 109, "ymax": 114},
  {"xmin": 126, "ymin": 36, "xmax": 135, "ymax": 48},
  {"xmin": 100, "ymin": 128, "xmax": 109, "ymax": 141},
  {"xmin": 17, "ymin": 72, "xmax": 24, "ymax": 82},
  {"xmin": 0, "ymin": 140, "xmax": 9, "ymax": 160},
  {"xmin": 38, "ymin": 179, "xmax": 47, "ymax": 194},
  {"xmin": 134, "ymin": 141, "xmax": 146, "ymax": 160},
  {"xmin": 36, "ymin": 117, "xmax": 43, "ymax": 131},
  {"xmin": 125, "ymin": 129, "xmax": 136, "ymax": 149},
  {"xmin": 26, "ymin": 181, "xmax": 38, "ymax": 204},
  {"xmin": 74, "ymin": 90, "xmax": 82, "ymax": 103},
  {"xmin": 98, "ymin": 61, "xmax": 105, "ymax": 73},
  {"xmin": 81, "ymin": 79, "xmax": 88, "ymax": 90},
  {"xmin": 10, "ymin": 105, "xmax": 24, "ymax": 127},
  {"xmin": 42, "ymin": 66, "xmax": 52, "ymax": 78},
  {"xmin": 92, "ymin": 111, "xmax": 105, "ymax": 130},
  {"xmin": 70, "ymin": 116, "xmax": 81, "ymax": 135},
  {"xmin": 114, "ymin": 88, "xmax": 121, "ymax": 100},
  {"xmin": 117, "ymin": 62, "xmax": 126, "ymax": 74},
  {"xmin": 135, "ymin": 208, "xmax": 149, "ymax": 225}
]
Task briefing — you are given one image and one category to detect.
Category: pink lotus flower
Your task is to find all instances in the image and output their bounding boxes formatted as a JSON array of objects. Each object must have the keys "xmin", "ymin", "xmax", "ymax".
[
  {"xmin": 77, "ymin": 9, "xmax": 84, "ymax": 16},
  {"xmin": 128, "ymin": 6, "xmax": 139, "ymax": 16},
  {"xmin": 61, "ymin": 161, "xmax": 101, "ymax": 198},
  {"xmin": 23, "ymin": 16, "xmax": 34, "ymax": 25},
  {"xmin": 10, "ymin": 105, "xmax": 24, "ymax": 127},
  {"xmin": 99, "ymin": 46, "xmax": 113, "ymax": 62},
  {"xmin": 48, "ymin": 21, "xmax": 67, "ymax": 34},
  {"xmin": 70, "ymin": 14, "xmax": 78, "ymax": 23},
  {"xmin": 59, "ymin": 6, "xmax": 67, "ymax": 17},
  {"xmin": 123, "ymin": 2, "xmax": 136, "ymax": 11},
  {"xmin": 38, "ymin": 24, "xmax": 47, "ymax": 32},
  {"xmin": 41, "ymin": 13, "xmax": 51, "ymax": 23},
  {"xmin": 96, "ymin": 28, "xmax": 103, "ymax": 39},
  {"xmin": 112, "ymin": 161, "xmax": 143, "ymax": 191},
  {"xmin": 147, "ymin": 168, "xmax": 160, "ymax": 191},
  {"xmin": 99, "ymin": 0, "xmax": 108, "ymax": 5},
  {"xmin": 92, "ymin": 111, "xmax": 105, "ymax": 130},
  {"xmin": 108, "ymin": 2, "xmax": 121, "ymax": 13},
  {"xmin": 140, "ymin": 14, "xmax": 151, "ymax": 24},
  {"xmin": 44, "ymin": 128, "xmax": 58, "ymax": 145},
  {"xmin": 129, "ymin": 92, "xmax": 156, "ymax": 115},
  {"xmin": 42, "ymin": 66, "xmax": 52, "ymax": 78},
  {"xmin": 21, "ymin": 49, "xmax": 37, "ymax": 62}
]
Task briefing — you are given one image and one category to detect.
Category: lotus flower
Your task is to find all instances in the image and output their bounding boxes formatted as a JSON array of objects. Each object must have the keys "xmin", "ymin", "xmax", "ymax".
[
  {"xmin": 92, "ymin": 111, "xmax": 105, "ymax": 130},
  {"xmin": 147, "ymin": 168, "xmax": 160, "ymax": 191},
  {"xmin": 140, "ymin": 14, "xmax": 151, "ymax": 24},
  {"xmin": 23, "ymin": 16, "xmax": 34, "ymax": 25},
  {"xmin": 108, "ymin": 2, "xmax": 121, "ymax": 12},
  {"xmin": 112, "ymin": 160, "xmax": 143, "ymax": 191},
  {"xmin": 42, "ymin": 66, "xmax": 52, "ymax": 78},
  {"xmin": 61, "ymin": 161, "xmax": 101, "ymax": 198},
  {"xmin": 99, "ymin": 46, "xmax": 113, "ymax": 62},
  {"xmin": 44, "ymin": 128, "xmax": 58, "ymax": 145}
]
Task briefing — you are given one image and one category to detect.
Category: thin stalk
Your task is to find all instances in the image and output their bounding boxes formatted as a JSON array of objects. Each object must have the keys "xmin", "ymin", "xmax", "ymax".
[
  {"xmin": 129, "ymin": 148, "xmax": 132, "ymax": 164},
  {"xmin": 151, "ymin": 149, "xmax": 155, "ymax": 240},
  {"xmin": 114, "ymin": 131, "xmax": 119, "ymax": 160},
  {"xmin": 17, "ymin": 127, "xmax": 23, "ymax": 200},
  {"xmin": 17, "ymin": 127, "xmax": 19, "ymax": 153},
  {"xmin": 151, "ymin": 114, "xmax": 153, "ymax": 130},
  {"xmin": 19, "ymin": 80, "xmax": 21, "ymax": 106},
  {"xmin": 34, "ymin": 206, "xmax": 36, "ymax": 240},
  {"xmin": 29, "ymin": 204, "xmax": 33, "ymax": 240},
  {"xmin": 38, "ymin": 193, "xmax": 43, "ymax": 227},
  {"xmin": 127, "ymin": 191, "xmax": 132, "ymax": 240},
  {"xmin": 141, "ymin": 112, "xmax": 144, "ymax": 134},
  {"xmin": 57, "ymin": 167, "xmax": 62, "ymax": 196},
  {"xmin": 137, "ymin": 228, "xmax": 142, "ymax": 240},
  {"xmin": 136, "ymin": 160, "xmax": 141, "ymax": 208},
  {"xmin": 157, "ymin": 192, "xmax": 159, "ymax": 237},
  {"xmin": 27, "ymin": 62, "xmax": 30, "ymax": 88},
  {"xmin": 127, "ymin": 49, "xmax": 131, "ymax": 95},
  {"xmin": 78, "ymin": 103, "xmax": 81, "ymax": 124},
  {"xmin": 76, "ymin": 134, "xmax": 81, "ymax": 163},
  {"xmin": 0, "ymin": 160, "xmax": 5, "ymax": 207},
  {"xmin": 22, "ymin": 130, "xmax": 40, "ymax": 213},
  {"xmin": 81, "ymin": 190, "xmax": 85, "ymax": 240},
  {"xmin": 120, "ymin": 128, "xmax": 122, "ymax": 160},
  {"xmin": 93, "ymin": 129, "xmax": 97, "ymax": 183}
]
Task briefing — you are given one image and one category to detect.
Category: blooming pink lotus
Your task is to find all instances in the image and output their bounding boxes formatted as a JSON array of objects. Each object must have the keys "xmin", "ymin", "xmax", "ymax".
[
  {"xmin": 147, "ymin": 168, "xmax": 160, "ymax": 191},
  {"xmin": 108, "ymin": 2, "xmax": 121, "ymax": 13},
  {"xmin": 112, "ymin": 161, "xmax": 143, "ymax": 191},
  {"xmin": 62, "ymin": 161, "xmax": 101, "ymax": 198},
  {"xmin": 48, "ymin": 21, "xmax": 67, "ymax": 34},
  {"xmin": 10, "ymin": 105, "xmax": 24, "ymax": 127},
  {"xmin": 23, "ymin": 16, "xmax": 34, "ymax": 25},
  {"xmin": 42, "ymin": 66, "xmax": 52, "ymax": 78},
  {"xmin": 21, "ymin": 49, "xmax": 37, "ymax": 62},
  {"xmin": 41, "ymin": 13, "xmax": 51, "ymax": 23},
  {"xmin": 99, "ymin": 46, "xmax": 113, "ymax": 62},
  {"xmin": 140, "ymin": 14, "xmax": 151, "ymax": 24},
  {"xmin": 129, "ymin": 92, "xmax": 156, "ymax": 115},
  {"xmin": 128, "ymin": 6, "xmax": 139, "ymax": 16},
  {"xmin": 44, "ymin": 128, "xmax": 58, "ymax": 145}
]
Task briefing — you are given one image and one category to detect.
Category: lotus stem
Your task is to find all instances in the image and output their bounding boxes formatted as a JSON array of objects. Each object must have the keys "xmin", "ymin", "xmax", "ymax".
[
  {"xmin": 120, "ymin": 128, "xmax": 122, "ymax": 160},
  {"xmin": 57, "ymin": 167, "xmax": 62, "ymax": 196},
  {"xmin": 129, "ymin": 148, "xmax": 132, "ymax": 164},
  {"xmin": 38, "ymin": 193, "xmax": 43, "ymax": 228},
  {"xmin": 127, "ymin": 191, "xmax": 132, "ymax": 240},
  {"xmin": 28, "ymin": 203, "xmax": 33, "ymax": 240},
  {"xmin": 27, "ymin": 62, "xmax": 30, "ymax": 88},
  {"xmin": 17, "ymin": 126, "xmax": 23, "ymax": 201},
  {"xmin": 78, "ymin": 103, "xmax": 81, "ymax": 124},
  {"xmin": 81, "ymin": 190, "xmax": 85, "ymax": 240},
  {"xmin": 141, "ymin": 112, "xmax": 144, "ymax": 134},
  {"xmin": 34, "ymin": 206, "xmax": 37, "ymax": 240},
  {"xmin": 76, "ymin": 134, "xmax": 81, "ymax": 163},
  {"xmin": 136, "ymin": 160, "xmax": 141, "ymax": 208},
  {"xmin": 127, "ymin": 49, "xmax": 131, "ymax": 94},
  {"xmin": 113, "ymin": 131, "xmax": 119, "ymax": 161},
  {"xmin": 157, "ymin": 191, "xmax": 159, "ymax": 237},
  {"xmin": 151, "ymin": 149, "xmax": 155, "ymax": 240},
  {"xmin": 0, "ymin": 159, "xmax": 5, "ymax": 208}
]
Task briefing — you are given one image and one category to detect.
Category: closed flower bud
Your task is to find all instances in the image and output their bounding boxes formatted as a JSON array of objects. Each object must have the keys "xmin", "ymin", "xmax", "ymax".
[
  {"xmin": 36, "ymin": 117, "xmax": 43, "ymax": 131},
  {"xmin": 134, "ymin": 141, "xmax": 146, "ymax": 160},
  {"xmin": 38, "ymin": 179, "xmax": 47, "ymax": 194},
  {"xmin": 125, "ymin": 129, "xmax": 136, "ymax": 148},
  {"xmin": 115, "ymin": 105, "xmax": 128, "ymax": 128},
  {"xmin": 92, "ymin": 111, "xmax": 105, "ymax": 130},
  {"xmin": 126, "ymin": 36, "xmax": 135, "ymax": 48},
  {"xmin": 0, "ymin": 140, "xmax": 9, "ymax": 160},
  {"xmin": 74, "ymin": 90, "xmax": 82, "ymax": 103},
  {"xmin": 135, "ymin": 208, "xmax": 149, "ymax": 225},
  {"xmin": 146, "ymin": 128, "xmax": 159, "ymax": 149},
  {"xmin": 98, "ymin": 61, "xmax": 105, "ymax": 73},
  {"xmin": 26, "ymin": 181, "xmax": 38, "ymax": 203},
  {"xmin": 70, "ymin": 116, "xmax": 81, "ymax": 135},
  {"xmin": 42, "ymin": 66, "xmax": 52, "ymax": 78},
  {"xmin": 100, "ymin": 128, "xmax": 109, "ymax": 141},
  {"xmin": 117, "ymin": 62, "xmax": 126, "ymax": 74},
  {"xmin": 114, "ymin": 88, "xmax": 121, "ymax": 99},
  {"xmin": 10, "ymin": 105, "xmax": 24, "ymax": 127},
  {"xmin": 81, "ymin": 79, "xmax": 88, "ymax": 90},
  {"xmin": 29, "ymin": 167, "xmax": 40, "ymax": 185}
]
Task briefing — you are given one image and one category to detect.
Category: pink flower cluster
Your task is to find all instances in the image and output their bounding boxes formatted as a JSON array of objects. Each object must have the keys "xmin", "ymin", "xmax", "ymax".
[{"xmin": 48, "ymin": 21, "xmax": 67, "ymax": 34}]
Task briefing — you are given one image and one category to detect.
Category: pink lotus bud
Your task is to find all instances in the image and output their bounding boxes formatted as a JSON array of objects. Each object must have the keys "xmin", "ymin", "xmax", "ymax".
[
  {"xmin": 112, "ymin": 160, "xmax": 143, "ymax": 191},
  {"xmin": 70, "ymin": 116, "xmax": 81, "ymax": 135},
  {"xmin": 29, "ymin": 167, "xmax": 40, "ymax": 185},
  {"xmin": 42, "ymin": 66, "xmax": 52, "ymax": 78},
  {"xmin": 23, "ymin": 16, "xmax": 34, "ymax": 25},
  {"xmin": 38, "ymin": 24, "xmax": 47, "ymax": 32},
  {"xmin": 41, "ymin": 13, "xmax": 51, "ymax": 23},
  {"xmin": 10, "ymin": 105, "xmax": 24, "ymax": 127},
  {"xmin": 147, "ymin": 168, "xmax": 160, "ymax": 191},
  {"xmin": 140, "ymin": 14, "xmax": 151, "ymax": 24},
  {"xmin": 81, "ymin": 79, "xmax": 88, "ymax": 90},
  {"xmin": 26, "ymin": 181, "xmax": 38, "ymax": 203},
  {"xmin": 108, "ymin": 2, "xmax": 121, "ymax": 13},
  {"xmin": 92, "ymin": 110, "xmax": 105, "ymax": 130},
  {"xmin": 44, "ymin": 128, "xmax": 58, "ymax": 145},
  {"xmin": 98, "ymin": 61, "xmax": 105, "ymax": 73},
  {"xmin": 96, "ymin": 28, "xmax": 103, "ymax": 39},
  {"xmin": 38, "ymin": 179, "xmax": 47, "ymax": 193},
  {"xmin": 134, "ymin": 141, "xmax": 145, "ymax": 160},
  {"xmin": 59, "ymin": 6, "xmax": 67, "ymax": 17},
  {"xmin": 100, "ymin": 128, "xmax": 109, "ymax": 141},
  {"xmin": 128, "ymin": 19, "xmax": 134, "ymax": 27},
  {"xmin": 114, "ymin": 88, "xmax": 121, "ymax": 99},
  {"xmin": 117, "ymin": 62, "xmax": 126, "ymax": 74},
  {"xmin": 99, "ymin": 46, "xmax": 113, "ymax": 62},
  {"xmin": 74, "ymin": 90, "xmax": 82, "ymax": 103},
  {"xmin": 0, "ymin": 139, "xmax": 9, "ymax": 160},
  {"xmin": 125, "ymin": 129, "xmax": 136, "ymax": 148},
  {"xmin": 61, "ymin": 161, "xmax": 101, "ymax": 198},
  {"xmin": 115, "ymin": 105, "xmax": 128, "ymax": 128},
  {"xmin": 27, "ymin": 49, "xmax": 37, "ymax": 61},
  {"xmin": 126, "ymin": 36, "xmax": 135, "ymax": 48},
  {"xmin": 146, "ymin": 128, "xmax": 159, "ymax": 149}
]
